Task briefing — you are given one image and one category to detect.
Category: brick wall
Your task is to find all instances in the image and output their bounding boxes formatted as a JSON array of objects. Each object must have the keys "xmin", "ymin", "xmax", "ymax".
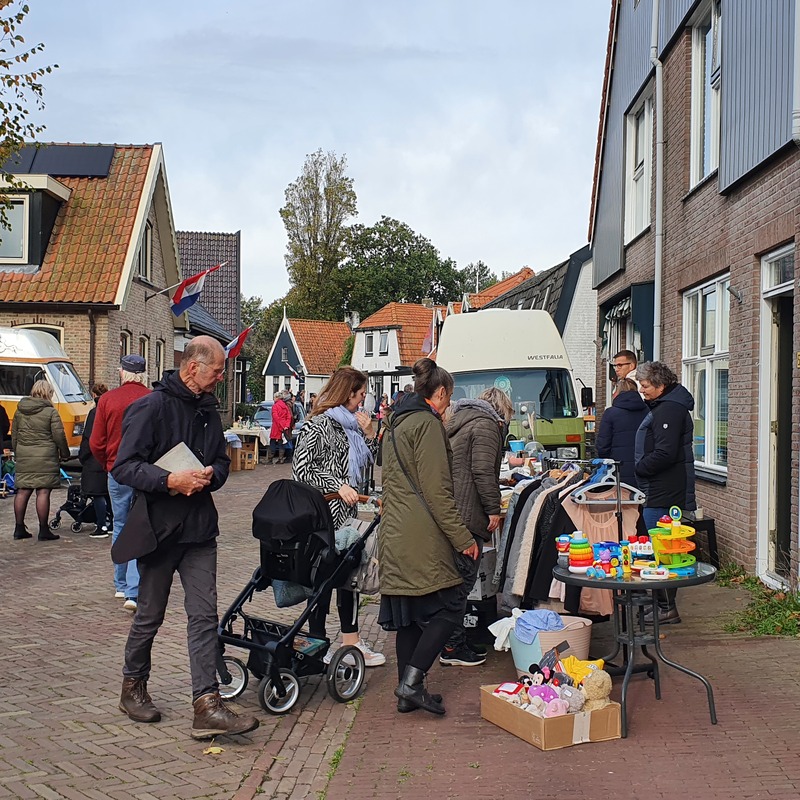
[{"xmin": 595, "ymin": 30, "xmax": 800, "ymax": 574}]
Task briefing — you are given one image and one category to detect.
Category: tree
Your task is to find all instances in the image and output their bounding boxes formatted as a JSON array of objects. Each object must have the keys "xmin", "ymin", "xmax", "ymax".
[
  {"xmin": 0, "ymin": 2, "xmax": 57, "ymax": 230},
  {"xmin": 336, "ymin": 216, "xmax": 461, "ymax": 319},
  {"xmin": 456, "ymin": 260, "xmax": 497, "ymax": 295},
  {"xmin": 280, "ymin": 149, "xmax": 357, "ymax": 319}
]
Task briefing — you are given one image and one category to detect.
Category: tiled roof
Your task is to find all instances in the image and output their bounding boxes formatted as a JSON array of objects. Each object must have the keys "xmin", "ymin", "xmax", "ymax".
[
  {"xmin": 485, "ymin": 260, "xmax": 570, "ymax": 317},
  {"xmin": 176, "ymin": 231, "xmax": 241, "ymax": 336},
  {"xmin": 187, "ymin": 302, "xmax": 233, "ymax": 342},
  {"xmin": 289, "ymin": 318, "xmax": 353, "ymax": 375},
  {"xmin": 468, "ymin": 267, "xmax": 535, "ymax": 308},
  {"xmin": 359, "ymin": 302, "xmax": 438, "ymax": 367},
  {"xmin": 0, "ymin": 145, "xmax": 153, "ymax": 303}
]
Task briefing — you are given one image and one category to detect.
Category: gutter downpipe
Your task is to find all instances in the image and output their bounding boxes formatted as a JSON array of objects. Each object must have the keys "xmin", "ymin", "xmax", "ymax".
[
  {"xmin": 651, "ymin": 0, "xmax": 664, "ymax": 361},
  {"xmin": 88, "ymin": 308, "xmax": 96, "ymax": 387},
  {"xmin": 793, "ymin": 0, "xmax": 800, "ymax": 145}
]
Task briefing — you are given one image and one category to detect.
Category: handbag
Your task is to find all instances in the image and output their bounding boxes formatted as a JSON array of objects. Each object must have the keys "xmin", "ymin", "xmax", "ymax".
[{"xmin": 342, "ymin": 517, "xmax": 381, "ymax": 595}]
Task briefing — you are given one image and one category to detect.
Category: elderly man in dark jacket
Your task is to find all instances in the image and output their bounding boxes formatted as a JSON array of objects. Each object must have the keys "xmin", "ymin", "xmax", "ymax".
[{"xmin": 112, "ymin": 336, "xmax": 258, "ymax": 741}]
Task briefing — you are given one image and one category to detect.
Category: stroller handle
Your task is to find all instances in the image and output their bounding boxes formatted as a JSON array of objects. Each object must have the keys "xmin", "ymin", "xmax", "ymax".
[{"xmin": 323, "ymin": 492, "xmax": 381, "ymax": 510}]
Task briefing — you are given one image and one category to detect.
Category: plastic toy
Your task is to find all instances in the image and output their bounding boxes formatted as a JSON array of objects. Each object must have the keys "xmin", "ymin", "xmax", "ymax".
[
  {"xmin": 649, "ymin": 506, "xmax": 697, "ymax": 574},
  {"xmin": 568, "ymin": 534, "xmax": 594, "ymax": 573},
  {"xmin": 621, "ymin": 544, "xmax": 632, "ymax": 576},
  {"xmin": 556, "ymin": 534, "xmax": 572, "ymax": 568},
  {"xmin": 640, "ymin": 566, "xmax": 671, "ymax": 580}
]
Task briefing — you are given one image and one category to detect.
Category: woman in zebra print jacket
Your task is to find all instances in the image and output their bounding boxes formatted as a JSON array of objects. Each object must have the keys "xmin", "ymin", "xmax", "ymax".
[{"xmin": 292, "ymin": 367, "xmax": 384, "ymax": 667}]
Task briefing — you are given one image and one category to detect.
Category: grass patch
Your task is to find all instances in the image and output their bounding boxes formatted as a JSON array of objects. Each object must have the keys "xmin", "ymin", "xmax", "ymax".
[{"xmin": 719, "ymin": 563, "xmax": 800, "ymax": 636}]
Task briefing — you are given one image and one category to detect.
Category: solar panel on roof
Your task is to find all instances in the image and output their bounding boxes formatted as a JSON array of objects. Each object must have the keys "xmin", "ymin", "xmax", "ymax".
[
  {"xmin": 29, "ymin": 145, "xmax": 115, "ymax": 177},
  {"xmin": 2, "ymin": 146, "xmax": 36, "ymax": 173}
]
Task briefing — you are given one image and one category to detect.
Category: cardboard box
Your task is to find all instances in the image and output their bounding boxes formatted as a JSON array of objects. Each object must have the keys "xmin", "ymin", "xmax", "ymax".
[
  {"xmin": 464, "ymin": 597, "xmax": 498, "ymax": 645},
  {"xmin": 467, "ymin": 546, "xmax": 497, "ymax": 601},
  {"xmin": 480, "ymin": 685, "xmax": 621, "ymax": 750}
]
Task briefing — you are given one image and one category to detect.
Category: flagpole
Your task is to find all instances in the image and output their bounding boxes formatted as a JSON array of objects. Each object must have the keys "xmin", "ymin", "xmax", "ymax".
[{"xmin": 144, "ymin": 262, "xmax": 228, "ymax": 303}]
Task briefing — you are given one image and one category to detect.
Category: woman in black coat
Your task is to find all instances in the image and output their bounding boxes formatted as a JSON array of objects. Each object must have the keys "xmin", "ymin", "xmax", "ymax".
[
  {"xmin": 596, "ymin": 378, "xmax": 648, "ymax": 487},
  {"xmin": 79, "ymin": 384, "xmax": 111, "ymax": 538}
]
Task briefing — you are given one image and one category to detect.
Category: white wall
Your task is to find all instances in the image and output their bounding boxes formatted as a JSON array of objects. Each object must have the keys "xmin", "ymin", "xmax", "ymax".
[
  {"xmin": 562, "ymin": 259, "xmax": 598, "ymax": 399},
  {"xmin": 351, "ymin": 329, "xmax": 401, "ymax": 374}
]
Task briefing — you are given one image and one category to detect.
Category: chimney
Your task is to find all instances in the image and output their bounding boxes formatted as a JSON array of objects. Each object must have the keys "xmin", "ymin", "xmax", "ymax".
[{"xmin": 421, "ymin": 297, "xmax": 433, "ymax": 309}]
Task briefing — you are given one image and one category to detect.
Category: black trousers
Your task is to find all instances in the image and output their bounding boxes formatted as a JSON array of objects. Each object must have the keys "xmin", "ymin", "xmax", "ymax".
[
  {"xmin": 123, "ymin": 540, "xmax": 219, "ymax": 701},
  {"xmin": 443, "ymin": 538, "xmax": 482, "ymax": 649},
  {"xmin": 307, "ymin": 588, "xmax": 358, "ymax": 639}
]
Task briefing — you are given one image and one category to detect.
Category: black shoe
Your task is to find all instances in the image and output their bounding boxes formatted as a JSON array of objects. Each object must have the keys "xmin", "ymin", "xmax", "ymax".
[
  {"xmin": 439, "ymin": 644, "xmax": 486, "ymax": 667},
  {"xmin": 89, "ymin": 526, "xmax": 110, "ymax": 539},
  {"xmin": 394, "ymin": 666, "xmax": 445, "ymax": 715},
  {"xmin": 644, "ymin": 607, "xmax": 682, "ymax": 625},
  {"xmin": 397, "ymin": 691, "xmax": 443, "ymax": 713},
  {"xmin": 37, "ymin": 526, "xmax": 59, "ymax": 541},
  {"xmin": 13, "ymin": 524, "xmax": 31, "ymax": 540},
  {"xmin": 466, "ymin": 641, "xmax": 488, "ymax": 656}
]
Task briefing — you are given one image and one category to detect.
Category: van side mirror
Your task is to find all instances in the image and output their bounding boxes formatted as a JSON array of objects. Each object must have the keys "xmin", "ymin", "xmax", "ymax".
[{"xmin": 580, "ymin": 387, "xmax": 594, "ymax": 409}]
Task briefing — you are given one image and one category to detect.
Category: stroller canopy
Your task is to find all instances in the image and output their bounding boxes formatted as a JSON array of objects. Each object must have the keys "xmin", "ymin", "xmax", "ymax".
[{"xmin": 253, "ymin": 480, "xmax": 335, "ymax": 549}]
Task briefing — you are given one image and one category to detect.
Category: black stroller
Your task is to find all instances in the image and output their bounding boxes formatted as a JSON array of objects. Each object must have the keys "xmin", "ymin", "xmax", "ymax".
[
  {"xmin": 216, "ymin": 480, "xmax": 380, "ymax": 714},
  {"xmin": 49, "ymin": 474, "xmax": 111, "ymax": 533}
]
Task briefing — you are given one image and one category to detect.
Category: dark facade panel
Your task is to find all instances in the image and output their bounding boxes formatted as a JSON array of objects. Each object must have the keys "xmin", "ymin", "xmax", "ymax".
[
  {"xmin": 720, "ymin": 0, "xmax": 794, "ymax": 190},
  {"xmin": 264, "ymin": 328, "xmax": 298, "ymax": 376},
  {"xmin": 592, "ymin": 0, "xmax": 654, "ymax": 286}
]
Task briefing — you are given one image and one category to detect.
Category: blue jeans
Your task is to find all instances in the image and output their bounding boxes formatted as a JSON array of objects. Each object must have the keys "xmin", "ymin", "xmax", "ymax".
[
  {"xmin": 108, "ymin": 473, "xmax": 139, "ymax": 600},
  {"xmin": 643, "ymin": 506, "xmax": 677, "ymax": 610}
]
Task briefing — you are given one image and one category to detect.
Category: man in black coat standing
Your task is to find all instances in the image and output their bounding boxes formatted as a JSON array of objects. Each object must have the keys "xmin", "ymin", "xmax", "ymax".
[{"xmin": 112, "ymin": 336, "xmax": 258, "ymax": 740}]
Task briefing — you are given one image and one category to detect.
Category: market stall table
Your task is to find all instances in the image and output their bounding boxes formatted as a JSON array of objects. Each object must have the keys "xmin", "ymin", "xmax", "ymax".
[
  {"xmin": 225, "ymin": 427, "xmax": 270, "ymax": 466},
  {"xmin": 552, "ymin": 563, "xmax": 718, "ymax": 737}
]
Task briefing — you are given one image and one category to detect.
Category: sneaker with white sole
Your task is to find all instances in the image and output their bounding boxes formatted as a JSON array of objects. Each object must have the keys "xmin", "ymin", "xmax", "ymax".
[
  {"xmin": 123, "ymin": 599, "xmax": 137, "ymax": 611},
  {"xmin": 90, "ymin": 526, "xmax": 110, "ymax": 539},
  {"xmin": 439, "ymin": 644, "xmax": 486, "ymax": 667},
  {"xmin": 114, "ymin": 591, "xmax": 125, "ymax": 599},
  {"xmin": 355, "ymin": 638, "xmax": 385, "ymax": 667}
]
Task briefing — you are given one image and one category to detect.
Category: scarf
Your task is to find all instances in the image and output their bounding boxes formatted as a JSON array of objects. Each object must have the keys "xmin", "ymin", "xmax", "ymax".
[{"xmin": 324, "ymin": 405, "xmax": 374, "ymax": 487}]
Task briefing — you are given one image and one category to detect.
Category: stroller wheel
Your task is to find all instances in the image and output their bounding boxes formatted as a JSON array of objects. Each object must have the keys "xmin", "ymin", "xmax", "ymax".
[
  {"xmin": 71, "ymin": 522, "xmax": 83, "ymax": 533},
  {"xmin": 49, "ymin": 518, "xmax": 60, "ymax": 529},
  {"xmin": 257, "ymin": 669, "xmax": 300, "ymax": 714},
  {"xmin": 218, "ymin": 656, "xmax": 248, "ymax": 700},
  {"xmin": 326, "ymin": 645, "xmax": 366, "ymax": 703}
]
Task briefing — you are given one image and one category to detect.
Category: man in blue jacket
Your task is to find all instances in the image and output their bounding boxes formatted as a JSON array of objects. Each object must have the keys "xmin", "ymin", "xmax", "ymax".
[{"xmin": 112, "ymin": 336, "xmax": 258, "ymax": 740}]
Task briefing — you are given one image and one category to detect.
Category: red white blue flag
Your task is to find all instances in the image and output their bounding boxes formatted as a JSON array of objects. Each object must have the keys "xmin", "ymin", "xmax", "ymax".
[
  {"xmin": 224, "ymin": 326, "xmax": 252, "ymax": 359},
  {"xmin": 170, "ymin": 263, "xmax": 223, "ymax": 316}
]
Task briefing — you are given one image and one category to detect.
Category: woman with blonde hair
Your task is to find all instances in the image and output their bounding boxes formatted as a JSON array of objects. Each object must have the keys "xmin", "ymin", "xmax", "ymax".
[
  {"xmin": 11, "ymin": 379, "xmax": 69, "ymax": 540},
  {"xmin": 291, "ymin": 366, "xmax": 384, "ymax": 666}
]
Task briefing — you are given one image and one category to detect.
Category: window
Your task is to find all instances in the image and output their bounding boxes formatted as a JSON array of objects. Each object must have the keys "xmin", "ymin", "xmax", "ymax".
[
  {"xmin": 15, "ymin": 324, "xmax": 63, "ymax": 346},
  {"xmin": 683, "ymin": 274, "xmax": 730, "ymax": 470},
  {"xmin": 691, "ymin": 0, "xmax": 721, "ymax": 185},
  {"xmin": 379, "ymin": 330, "xmax": 389, "ymax": 356},
  {"xmin": 762, "ymin": 245, "xmax": 794, "ymax": 297},
  {"xmin": 135, "ymin": 221, "xmax": 153, "ymax": 281},
  {"xmin": 155, "ymin": 339, "xmax": 165, "ymax": 382},
  {"xmin": 625, "ymin": 93, "xmax": 653, "ymax": 241},
  {"xmin": 120, "ymin": 331, "xmax": 132, "ymax": 358},
  {"xmin": 365, "ymin": 332, "xmax": 374, "ymax": 357},
  {"xmin": 281, "ymin": 347, "xmax": 288, "ymax": 362},
  {"xmin": 138, "ymin": 336, "xmax": 150, "ymax": 381},
  {"xmin": 284, "ymin": 377, "xmax": 291, "ymax": 391},
  {"xmin": 0, "ymin": 197, "xmax": 29, "ymax": 263},
  {"xmin": 273, "ymin": 377, "xmax": 279, "ymax": 396},
  {"xmin": 529, "ymin": 295, "xmax": 538, "ymax": 310},
  {"xmin": 541, "ymin": 286, "xmax": 551, "ymax": 310}
]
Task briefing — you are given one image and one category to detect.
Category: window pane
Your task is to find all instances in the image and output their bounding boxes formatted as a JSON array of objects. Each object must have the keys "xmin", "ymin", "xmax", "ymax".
[
  {"xmin": 684, "ymin": 362, "xmax": 706, "ymax": 461},
  {"xmin": 718, "ymin": 280, "xmax": 730, "ymax": 352},
  {"xmin": 768, "ymin": 252, "xmax": 794, "ymax": 288},
  {"xmin": 712, "ymin": 359, "xmax": 728, "ymax": 468},
  {"xmin": 379, "ymin": 332, "xmax": 389, "ymax": 354},
  {"xmin": 701, "ymin": 290, "xmax": 716, "ymax": 351},
  {"xmin": 0, "ymin": 201, "xmax": 26, "ymax": 259},
  {"xmin": 634, "ymin": 107, "xmax": 645, "ymax": 168},
  {"xmin": 685, "ymin": 293, "xmax": 699, "ymax": 357}
]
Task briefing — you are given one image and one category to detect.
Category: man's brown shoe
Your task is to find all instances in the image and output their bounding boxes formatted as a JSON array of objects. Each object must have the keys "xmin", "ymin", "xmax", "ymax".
[
  {"xmin": 119, "ymin": 677, "xmax": 161, "ymax": 723},
  {"xmin": 191, "ymin": 691, "xmax": 259, "ymax": 740}
]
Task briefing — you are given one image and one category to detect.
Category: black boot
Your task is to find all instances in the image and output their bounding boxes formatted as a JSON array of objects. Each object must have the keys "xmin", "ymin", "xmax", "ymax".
[
  {"xmin": 394, "ymin": 666, "xmax": 445, "ymax": 715},
  {"xmin": 397, "ymin": 690, "xmax": 443, "ymax": 713},
  {"xmin": 13, "ymin": 524, "xmax": 31, "ymax": 540},
  {"xmin": 38, "ymin": 524, "xmax": 59, "ymax": 541}
]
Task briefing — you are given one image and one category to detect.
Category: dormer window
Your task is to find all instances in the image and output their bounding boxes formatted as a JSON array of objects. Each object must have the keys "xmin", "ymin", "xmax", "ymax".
[{"xmin": 0, "ymin": 197, "xmax": 29, "ymax": 263}]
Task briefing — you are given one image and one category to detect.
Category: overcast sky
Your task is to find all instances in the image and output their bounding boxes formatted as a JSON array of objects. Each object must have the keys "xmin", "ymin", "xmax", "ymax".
[{"xmin": 25, "ymin": 0, "xmax": 610, "ymax": 307}]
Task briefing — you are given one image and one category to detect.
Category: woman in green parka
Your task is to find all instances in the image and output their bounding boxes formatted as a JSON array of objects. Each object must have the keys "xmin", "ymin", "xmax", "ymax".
[
  {"xmin": 12, "ymin": 380, "xmax": 69, "ymax": 541},
  {"xmin": 379, "ymin": 358, "xmax": 480, "ymax": 715}
]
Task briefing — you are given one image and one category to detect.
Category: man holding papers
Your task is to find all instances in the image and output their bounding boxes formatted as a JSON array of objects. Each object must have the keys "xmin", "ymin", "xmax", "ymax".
[{"xmin": 111, "ymin": 336, "xmax": 258, "ymax": 740}]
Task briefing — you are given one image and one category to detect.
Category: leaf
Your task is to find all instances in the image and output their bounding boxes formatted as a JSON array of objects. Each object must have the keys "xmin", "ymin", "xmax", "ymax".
[{"xmin": 203, "ymin": 746, "xmax": 225, "ymax": 755}]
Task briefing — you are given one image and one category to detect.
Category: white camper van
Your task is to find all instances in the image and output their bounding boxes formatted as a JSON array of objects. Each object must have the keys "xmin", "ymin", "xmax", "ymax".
[{"xmin": 436, "ymin": 309, "xmax": 585, "ymax": 458}]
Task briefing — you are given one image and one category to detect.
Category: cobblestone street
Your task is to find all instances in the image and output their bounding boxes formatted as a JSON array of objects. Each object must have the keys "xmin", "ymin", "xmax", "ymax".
[{"xmin": 1, "ymin": 465, "xmax": 799, "ymax": 800}]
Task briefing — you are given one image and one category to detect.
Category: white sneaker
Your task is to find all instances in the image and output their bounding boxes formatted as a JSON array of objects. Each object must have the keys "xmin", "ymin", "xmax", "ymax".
[
  {"xmin": 123, "ymin": 599, "xmax": 137, "ymax": 611},
  {"xmin": 355, "ymin": 639, "xmax": 385, "ymax": 667},
  {"xmin": 114, "ymin": 591, "xmax": 125, "ymax": 599}
]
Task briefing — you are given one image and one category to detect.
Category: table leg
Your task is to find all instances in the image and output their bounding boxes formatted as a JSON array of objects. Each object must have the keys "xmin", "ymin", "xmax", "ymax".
[
  {"xmin": 618, "ymin": 594, "xmax": 639, "ymax": 738},
  {"xmin": 596, "ymin": 589, "xmax": 624, "ymax": 664}
]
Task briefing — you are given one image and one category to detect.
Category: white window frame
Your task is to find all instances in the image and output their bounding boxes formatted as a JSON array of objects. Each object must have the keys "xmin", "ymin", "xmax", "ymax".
[
  {"xmin": 378, "ymin": 330, "xmax": 389, "ymax": 356},
  {"xmin": 364, "ymin": 332, "xmax": 374, "ymax": 357},
  {"xmin": 0, "ymin": 196, "xmax": 30, "ymax": 263},
  {"xmin": 762, "ymin": 244, "xmax": 794, "ymax": 298},
  {"xmin": 624, "ymin": 91, "xmax": 653, "ymax": 242},
  {"xmin": 138, "ymin": 336, "xmax": 150, "ymax": 382},
  {"xmin": 541, "ymin": 286, "xmax": 551, "ymax": 310},
  {"xmin": 120, "ymin": 331, "xmax": 132, "ymax": 358},
  {"xmin": 682, "ymin": 273, "xmax": 730, "ymax": 473},
  {"xmin": 155, "ymin": 339, "xmax": 165, "ymax": 381},
  {"xmin": 135, "ymin": 221, "xmax": 153, "ymax": 281},
  {"xmin": 690, "ymin": 0, "xmax": 721, "ymax": 186},
  {"xmin": 281, "ymin": 346, "xmax": 288, "ymax": 362}
]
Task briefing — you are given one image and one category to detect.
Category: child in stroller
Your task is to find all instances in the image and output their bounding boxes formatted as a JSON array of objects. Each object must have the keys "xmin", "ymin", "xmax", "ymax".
[
  {"xmin": 49, "ymin": 472, "xmax": 112, "ymax": 534},
  {"xmin": 217, "ymin": 480, "xmax": 380, "ymax": 714}
]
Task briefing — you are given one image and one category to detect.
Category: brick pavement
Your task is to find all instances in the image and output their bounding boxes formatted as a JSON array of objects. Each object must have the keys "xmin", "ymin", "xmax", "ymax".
[{"xmin": 3, "ymin": 467, "xmax": 800, "ymax": 800}]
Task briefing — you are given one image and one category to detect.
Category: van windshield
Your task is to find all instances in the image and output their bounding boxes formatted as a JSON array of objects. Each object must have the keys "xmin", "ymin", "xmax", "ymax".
[
  {"xmin": 452, "ymin": 369, "xmax": 579, "ymax": 419},
  {"xmin": 46, "ymin": 362, "xmax": 92, "ymax": 402},
  {"xmin": 0, "ymin": 364, "xmax": 47, "ymax": 396}
]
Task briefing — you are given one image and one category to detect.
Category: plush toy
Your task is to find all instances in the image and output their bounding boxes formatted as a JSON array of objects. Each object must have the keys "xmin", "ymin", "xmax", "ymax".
[
  {"xmin": 581, "ymin": 669, "xmax": 612, "ymax": 711},
  {"xmin": 544, "ymin": 698, "xmax": 570, "ymax": 717},
  {"xmin": 524, "ymin": 695, "xmax": 547, "ymax": 717},
  {"xmin": 527, "ymin": 684, "xmax": 559, "ymax": 704},
  {"xmin": 558, "ymin": 684, "xmax": 585, "ymax": 713}
]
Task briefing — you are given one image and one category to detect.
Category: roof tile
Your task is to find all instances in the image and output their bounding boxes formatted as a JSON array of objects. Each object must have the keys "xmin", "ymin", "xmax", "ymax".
[
  {"xmin": 359, "ymin": 302, "xmax": 438, "ymax": 367},
  {"xmin": 289, "ymin": 318, "xmax": 353, "ymax": 375}
]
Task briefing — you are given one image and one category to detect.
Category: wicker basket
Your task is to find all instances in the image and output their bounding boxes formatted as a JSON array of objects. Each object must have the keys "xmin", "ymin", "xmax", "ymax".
[{"xmin": 510, "ymin": 615, "xmax": 593, "ymax": 676}]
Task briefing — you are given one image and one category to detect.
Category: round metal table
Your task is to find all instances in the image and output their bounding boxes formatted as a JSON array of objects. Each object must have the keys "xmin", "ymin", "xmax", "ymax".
[{"xmin": 553, "ymin": 563, "xmax": 718, "ymax": 737}]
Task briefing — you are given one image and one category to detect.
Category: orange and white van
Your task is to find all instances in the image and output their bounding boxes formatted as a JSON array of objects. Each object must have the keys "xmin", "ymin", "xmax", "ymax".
[{"xmin": 0, "ymin": 327, "xmax": 93, "ymax": 457}]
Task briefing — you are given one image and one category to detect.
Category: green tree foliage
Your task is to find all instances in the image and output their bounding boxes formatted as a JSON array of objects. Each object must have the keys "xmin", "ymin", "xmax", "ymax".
[
  {"xmin": 0, "ymin": 1, "xmax": 57, "ymax": 229},
  {"xmin": 456, "ymin": 260, "xmax": 497, "ymax": 295},
  {"xmin": 280, "ymin": 149, "xmax": 357, "ymax": 319},
  {"xmin": 337, "ymin": 216, "xmax": 461, "ymax": 319}
]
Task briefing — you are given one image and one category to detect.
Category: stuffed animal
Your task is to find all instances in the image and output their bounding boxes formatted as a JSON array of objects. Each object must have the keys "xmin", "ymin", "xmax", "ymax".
[
  {"xmin": 581, "ymin": 669, "xmax": 612, "ymax": 711},
  {"xmin": 558, "ymin": 684, "xmax": 585, "ymax": 713},
  {"xmin": 527, "ymin": 684, "xmax": 559, "ymax": 704},
  {"xmin": 544, "ymin": 698, "xmax": 570, "ymax": 717},
  {"xmin": 524, "ymin": 695, "xmax": 548, "ymax": 717}
]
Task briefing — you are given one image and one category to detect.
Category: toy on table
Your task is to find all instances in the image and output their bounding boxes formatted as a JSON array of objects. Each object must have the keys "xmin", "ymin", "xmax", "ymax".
[
  {"xmin": 640, "ymin": 566, "xmax": 671, "ymax": 580},
  {"xmin": 568, "ymin": 534, "xmax": 594, "ymax": 573},
  {"xmin": 586, "ymin": 541, "xmax": 623, "ymax": 579},
  {"xmin": 556, "ymin": 534, "xmax": 572, "ymax": 568},
  {"xmin": 628, "ymin": 533, "xmax": 654, "ymax": 559},
  {"xmin": 581, "ymin": 669, "xmax": 612, "ymax": 711},
  {"xmin": 649, "ymin": 505, "xmax": 697, "ymax": 575},
  {"xmin": 620, "ymin": 544, "xmax": 632, "ymax": 576}
]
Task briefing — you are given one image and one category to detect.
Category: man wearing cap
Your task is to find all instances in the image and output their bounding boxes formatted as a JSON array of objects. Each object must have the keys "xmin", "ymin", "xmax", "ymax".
[{"xmin": 90, "ymin": 354, "xmax": 150, "ymax": 611}]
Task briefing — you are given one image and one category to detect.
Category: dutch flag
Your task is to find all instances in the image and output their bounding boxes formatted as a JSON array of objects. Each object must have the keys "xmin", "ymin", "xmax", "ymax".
[
  {"xmin": 170, "ymin": 263, "xmax": 224, "ymax": 316},
  {"xmin": 225, "ymin": 326, "xmax": 252, "ymax": 360}
]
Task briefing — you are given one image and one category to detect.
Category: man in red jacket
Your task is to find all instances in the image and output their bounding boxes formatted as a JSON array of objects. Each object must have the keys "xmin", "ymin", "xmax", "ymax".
[{"xmin": 91, "ymin": 355, "xmax": 150, "ymax": 610}]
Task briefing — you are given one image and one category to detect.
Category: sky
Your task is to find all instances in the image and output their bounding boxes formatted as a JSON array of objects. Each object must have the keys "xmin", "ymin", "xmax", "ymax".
[{"xmin": 23, "ymin": 0, "xmax": 611, "ymax": 306}]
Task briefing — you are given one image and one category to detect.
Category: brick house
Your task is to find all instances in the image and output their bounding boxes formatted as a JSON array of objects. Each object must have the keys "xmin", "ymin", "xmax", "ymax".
[
  {"xmin": 589, "ymin": 0, "xmax": 800, "ymax": 582},
  {"xmin": 262, "ymin": 312, "xmax": 352, "ymax": 400},
  {"xmin": 0, "ymin": 143, "xmax": 181, "ymax": 390}
]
